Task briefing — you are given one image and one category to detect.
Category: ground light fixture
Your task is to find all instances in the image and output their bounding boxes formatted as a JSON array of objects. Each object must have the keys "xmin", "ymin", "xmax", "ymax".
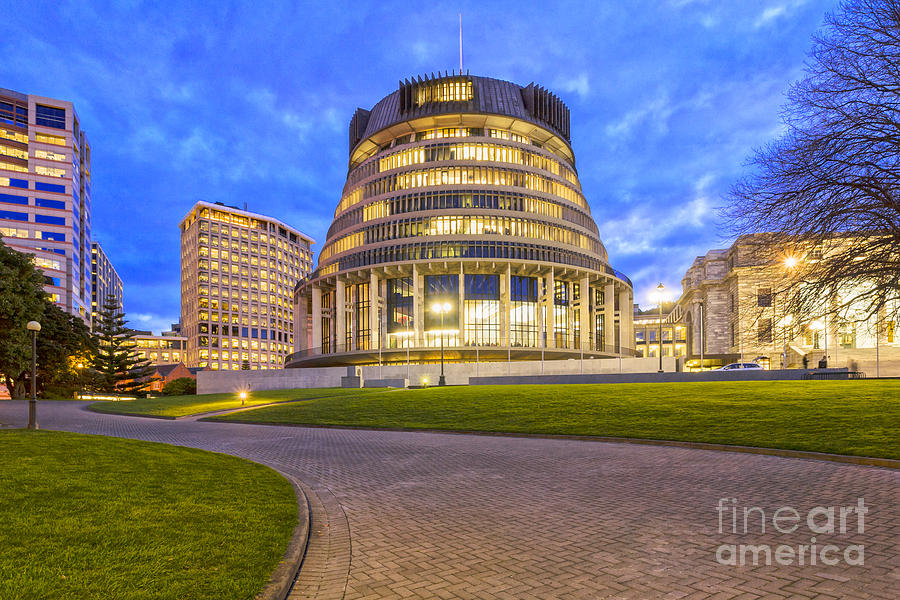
[
  {"xmin": 239, "ymin": 391, "xmax": 248, "ymax": 406},
  {"xmin": 431, "ymin": 302, "xmax": 452, "ymax": 386},
  {"xmin": 26, "ymin": 320, "xmax": 41, "ymax": 429}
]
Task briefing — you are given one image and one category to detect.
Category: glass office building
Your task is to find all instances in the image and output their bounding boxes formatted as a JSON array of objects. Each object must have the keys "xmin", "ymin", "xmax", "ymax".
[
  {"xmin": 290, "ymin": 73, "xmax": 633, "ymax": 367},
  {"xmin": 180, "ymin": 201, "xmax": 314, "ymax": 370},
  {"xmin": 1, "ymin": 87, "xmax": 93, "ymax": 324}
]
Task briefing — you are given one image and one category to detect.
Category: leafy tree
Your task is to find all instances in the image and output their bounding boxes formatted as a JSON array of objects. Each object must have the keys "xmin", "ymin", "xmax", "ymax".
[
  {"xmin": 727, "ymin": 0, "xmax": 900, "ymax": 323},
  {"xmin": 162, "ymin": 377, "xmax": 197, "ymax": 396},
  {"xmin": 241, "ymin": 359, "xmax": 250, "ymax": 370},
  {"xmin": 0, "ymin": 236, "xmax": 48, "ymax": 399},
  {"xmin": 35, "ymin": 303, "xmax": 96, "ymax": 398},
  {"xmin": 91, "ymin": 296, "xmax": 153, "ymax": 394}
]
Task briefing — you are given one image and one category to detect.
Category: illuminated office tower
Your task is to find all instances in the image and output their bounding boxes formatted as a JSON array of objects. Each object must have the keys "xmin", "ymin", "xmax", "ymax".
[
  {"xmin": 291, "ymin": 73, "xmax": 633, "ymax": 367},
  {"xmin": 91, "ymin": 241, "xmax": 123, "ymax": 325},
  {"xmin": 180, "ymin": 201, "xmax": 313, "ymax": 370},
  {"xmin": 1, "ymin": 87, "xmax": 93, "ymax": 323}
]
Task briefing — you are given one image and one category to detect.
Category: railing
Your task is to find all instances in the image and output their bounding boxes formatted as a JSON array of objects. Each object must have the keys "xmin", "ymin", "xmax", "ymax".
[{"xmin": 286, "ymin": 336, "xmax": 639, "ymax": 365}]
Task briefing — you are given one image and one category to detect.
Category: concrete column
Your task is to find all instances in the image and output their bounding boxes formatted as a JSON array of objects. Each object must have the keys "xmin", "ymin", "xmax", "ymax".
[
  {"xmin": 580, "ymin": 276, "xmax": 590, "ymax": 352},
  {"xmin": 311, "ymin": 284, "xmax": 322, "ymax": 351},
  {"xmin": 369, "ymin": 271, "xmax": 379, "ymax": 350},
  {"xmin": 619, "ymin": 287, "xmax": 633, "ymax": 355},
  {"xmin": 501, "ymin": 264, "xmax": 511, "ymax": 346},
  {"xmin": 545, "ymin": 268, "xmax": 555, "ymax": 349},
  {"xmin": 604, "ymin": 282, "xmax": 616, "ymax": 353},
  {"xmin": 536, "ymin": 273, "xmax": 544, "ymax": 348},
  {"xmin": 458, "ymin": 264, "xmax": 465, "ymax": 346},
  {"xmin": 347, "ymin": 282, "xmax": 356, "ymax": 351},
  {"xmin": 335, "ymin": 278, "xmax": 346, "ymax": 351},
  {"xmin": 413, "ymin": 264, "xmax": 424, "ymax": 344},
  {"xmin": 296, "ymin": 293, "xmax": 309, "ymax": 352}
]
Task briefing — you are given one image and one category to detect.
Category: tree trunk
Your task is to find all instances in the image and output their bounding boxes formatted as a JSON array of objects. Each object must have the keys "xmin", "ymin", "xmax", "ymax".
[{"xmin": 11, "ymin": 377, "xmax": 26, "ymax": 400}]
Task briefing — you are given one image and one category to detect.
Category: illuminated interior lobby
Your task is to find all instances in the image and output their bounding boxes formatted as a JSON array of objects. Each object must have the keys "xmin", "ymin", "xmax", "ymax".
[{"xmin": 289, "ymin": 73, "xmax": 634, "ymax": 368}]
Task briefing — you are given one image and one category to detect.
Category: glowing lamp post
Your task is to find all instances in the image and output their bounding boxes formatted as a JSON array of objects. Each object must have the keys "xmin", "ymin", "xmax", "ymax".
[
  {"xmin": 76, "ymin": 362, "xmax": 84, "ymax": 399},
  {"xmin": 26, "ymin": 320, "xmax": 41, "ymax": 430},
  {"xmin": 432, "ymin": 301, "xmax": 452, "ymax": 386},
  {"xmin": 781, "ymin": 314, "xmax": 793, "ymax": 369},
  {"xmin": 239, "ymin": 391, "xmax": 248, "ymax": 406}
]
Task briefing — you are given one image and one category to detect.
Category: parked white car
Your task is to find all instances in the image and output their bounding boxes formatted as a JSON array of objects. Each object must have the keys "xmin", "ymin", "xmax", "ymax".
[{"xmin": 716, "ymin": 363, "xmax": 765, "ymax": 371}]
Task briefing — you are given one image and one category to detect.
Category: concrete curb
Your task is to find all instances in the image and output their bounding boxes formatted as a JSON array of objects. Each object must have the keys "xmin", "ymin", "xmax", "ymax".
[
  {"xmin": 255, "ymin": 472, "xmax": 312, "ymax": 600},
  {"xmin": 214, "ymin": 421, "xmax": 900, "ymax": 470}
]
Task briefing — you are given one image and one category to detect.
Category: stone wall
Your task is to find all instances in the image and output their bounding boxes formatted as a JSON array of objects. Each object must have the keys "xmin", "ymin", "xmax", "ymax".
[
  {"xmin": 197, "ymin": 367, "xmax": 348, "ymax": 394},
  {"xmin": 198, "ymin": 357, "xmax": 677, "ymax": 392}
]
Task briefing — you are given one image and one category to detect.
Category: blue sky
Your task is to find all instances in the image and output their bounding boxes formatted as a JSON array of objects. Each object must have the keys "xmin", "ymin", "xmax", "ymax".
[{"xmin": 2, "ymin": 0, "xmax": 838, "ymax": 332}]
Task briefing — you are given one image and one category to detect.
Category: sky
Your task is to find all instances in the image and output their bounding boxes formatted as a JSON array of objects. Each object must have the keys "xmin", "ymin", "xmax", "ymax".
[{"xmin": 1, "ymin": 0, "xmax": 840, "ymax": 332}]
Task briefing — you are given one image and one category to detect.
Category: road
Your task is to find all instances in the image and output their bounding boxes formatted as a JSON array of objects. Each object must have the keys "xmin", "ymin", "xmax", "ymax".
[{"xmin": 1, "ymin": 401, "xmax": 896, "ymax": 599}]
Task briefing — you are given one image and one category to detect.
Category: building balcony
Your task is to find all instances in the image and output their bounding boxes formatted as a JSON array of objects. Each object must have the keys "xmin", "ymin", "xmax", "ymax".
[{"xmin": 286, "ymin": 335, "xmax": 637, "ymax": 368}]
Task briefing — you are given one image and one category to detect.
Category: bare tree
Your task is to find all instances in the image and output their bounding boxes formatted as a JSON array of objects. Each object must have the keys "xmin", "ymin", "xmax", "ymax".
[{"xmin": 727, "ymin": 0, "xmax": 900, "ymax": 323}]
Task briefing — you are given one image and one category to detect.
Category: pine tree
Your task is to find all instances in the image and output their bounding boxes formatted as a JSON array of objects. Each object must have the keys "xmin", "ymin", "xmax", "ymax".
[{"xmin": 91, "ymin": 295, "xmax": 153, "ymax": 394}]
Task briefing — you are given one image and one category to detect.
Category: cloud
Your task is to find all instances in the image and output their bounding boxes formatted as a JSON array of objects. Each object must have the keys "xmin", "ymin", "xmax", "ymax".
[
  {"xmin": 597, "ymin": 174, "xmax": 718, "ymax": 257},
  {"xmin": 128, "ymin": 313, "xmax": 176, "ymax": 335},
  {"xmin": 754, "ymin": 1, "xmax": 808, "ymax": 29},
  {"xmin": 555, "ymin": 73, "xmax": 590, "ymax": 99},
  {"xmin": 605, "ymin": 92, "xmax": 674, "ymax": 140}
]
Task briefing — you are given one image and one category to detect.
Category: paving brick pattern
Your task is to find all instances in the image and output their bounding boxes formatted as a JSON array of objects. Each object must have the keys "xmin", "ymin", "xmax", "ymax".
[{"xmin": 1, "ymin": 402, "xmax": 897, "ymax": 599}]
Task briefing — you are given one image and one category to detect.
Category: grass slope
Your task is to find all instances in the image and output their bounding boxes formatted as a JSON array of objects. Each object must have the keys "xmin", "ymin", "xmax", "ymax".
[
  {"xmin": 212, "ymin": 380, "xmax": 900, "ymax": 459},
  {"xmin": 88, "ymin": 387, "xmax": 373, "ymax": 418},
  {"xmin": 0, "ymin": 430, "xmax": 297, "ymax": 600}
]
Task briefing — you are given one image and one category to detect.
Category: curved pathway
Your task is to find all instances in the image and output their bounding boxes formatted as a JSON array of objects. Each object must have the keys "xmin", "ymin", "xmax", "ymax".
[{"xmin": 1, "ymin": 401, "xmax": 896, "ymax": 599}]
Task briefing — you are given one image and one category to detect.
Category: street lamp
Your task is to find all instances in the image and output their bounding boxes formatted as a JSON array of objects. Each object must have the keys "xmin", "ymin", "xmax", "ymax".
[
  {"xmin": 238, "ymin": 390, "xmax": 248, "ymax": 406},
  {"xmin": 432, "ymin": 301, "xmax": 452, "ymax": 386},
  {"xmin": 26, "ymin": 321, "xmax": 41, "ymax": 430},
  {"xmin": 656, "ymin": 283, "xmax": 665, "ymax": 373},
  {"xmin": 76, "ymin": 362, "xmax": 84, "ymax": 399},
  {"xmin": 781, "ymin": 314, "xmax": 793, "ymax": 369}
]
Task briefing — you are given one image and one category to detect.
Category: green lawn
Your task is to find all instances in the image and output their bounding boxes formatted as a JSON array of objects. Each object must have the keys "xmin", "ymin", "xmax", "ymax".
[
  {"xmin": 211, "ymin": 380, "xmax": 900, "ymax": 459},
  {"xmin": 0, "ymin": 430, "xmax": 297, "ymax": 600},
  {"xmin": 88, "ymin": 387, "xmax": 375, "ymax": 418}
]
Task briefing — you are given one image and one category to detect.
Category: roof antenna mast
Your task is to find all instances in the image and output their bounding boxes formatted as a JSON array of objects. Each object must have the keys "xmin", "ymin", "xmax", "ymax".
[{"xmin": 458, "ymin": 13, "xmax": 463, "ymax": 73}]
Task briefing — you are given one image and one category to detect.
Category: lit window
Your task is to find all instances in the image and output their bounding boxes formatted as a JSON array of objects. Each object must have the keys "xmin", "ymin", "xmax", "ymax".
[
  {"xmin": 0, "ymin": 144, "xmax": 28, "ymax": 160},
  {"xmin": 34, "ymin": 149, "xmax": 66, "ymax": 161},
  {"xmin": 35, "ymin": 132, "xmax": 66, "ymax": 146}
]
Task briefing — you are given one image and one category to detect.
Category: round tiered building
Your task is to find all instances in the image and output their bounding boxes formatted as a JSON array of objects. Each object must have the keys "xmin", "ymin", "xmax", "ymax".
[{"xmin": 289, "ymin": 73, "xmax": 633, "ymax": 367}]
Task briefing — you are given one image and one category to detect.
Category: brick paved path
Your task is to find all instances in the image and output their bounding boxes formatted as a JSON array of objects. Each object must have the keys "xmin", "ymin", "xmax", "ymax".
[{"xmin": 1, "ymin": 401, "xmax": 897, "ymax": 599}]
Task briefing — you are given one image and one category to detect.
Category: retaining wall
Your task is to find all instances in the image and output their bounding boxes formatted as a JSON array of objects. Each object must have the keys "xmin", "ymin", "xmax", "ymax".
[{"xmin": 198, "ymin": 357, "xmax": 674, "ymax": 392}]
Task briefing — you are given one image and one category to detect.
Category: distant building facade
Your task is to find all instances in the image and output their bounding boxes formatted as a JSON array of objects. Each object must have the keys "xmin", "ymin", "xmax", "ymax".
[
  {"xmin": 180, "ymin": 201, "xmax": 313, "ymax": 371},
  {"xmin": 668, "ymin": 233, "xmax": 900, "ymax": 373},
  {"xmin": 144, "ymin": 363, "xmax": 194, "ymax": 393},
  {"xmin": 132, "ymin": 330, "xmax": 188, "ymax": 366},
  {"xmin": 633, "ymin": 302, "xmax": 687, "ymax": 361},
  {"xmin": 1, "ymin": 88, "xmax": 93, "ymax": 323},
  {"xmin": 91, "ymin": 241, "xmax": 122, "ymax": 326}
]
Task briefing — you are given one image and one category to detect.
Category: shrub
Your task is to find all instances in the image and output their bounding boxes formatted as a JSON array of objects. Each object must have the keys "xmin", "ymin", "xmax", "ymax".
[{"xmin": 162, "ymin": 377, "xmax": 197, "ymax": 396}]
